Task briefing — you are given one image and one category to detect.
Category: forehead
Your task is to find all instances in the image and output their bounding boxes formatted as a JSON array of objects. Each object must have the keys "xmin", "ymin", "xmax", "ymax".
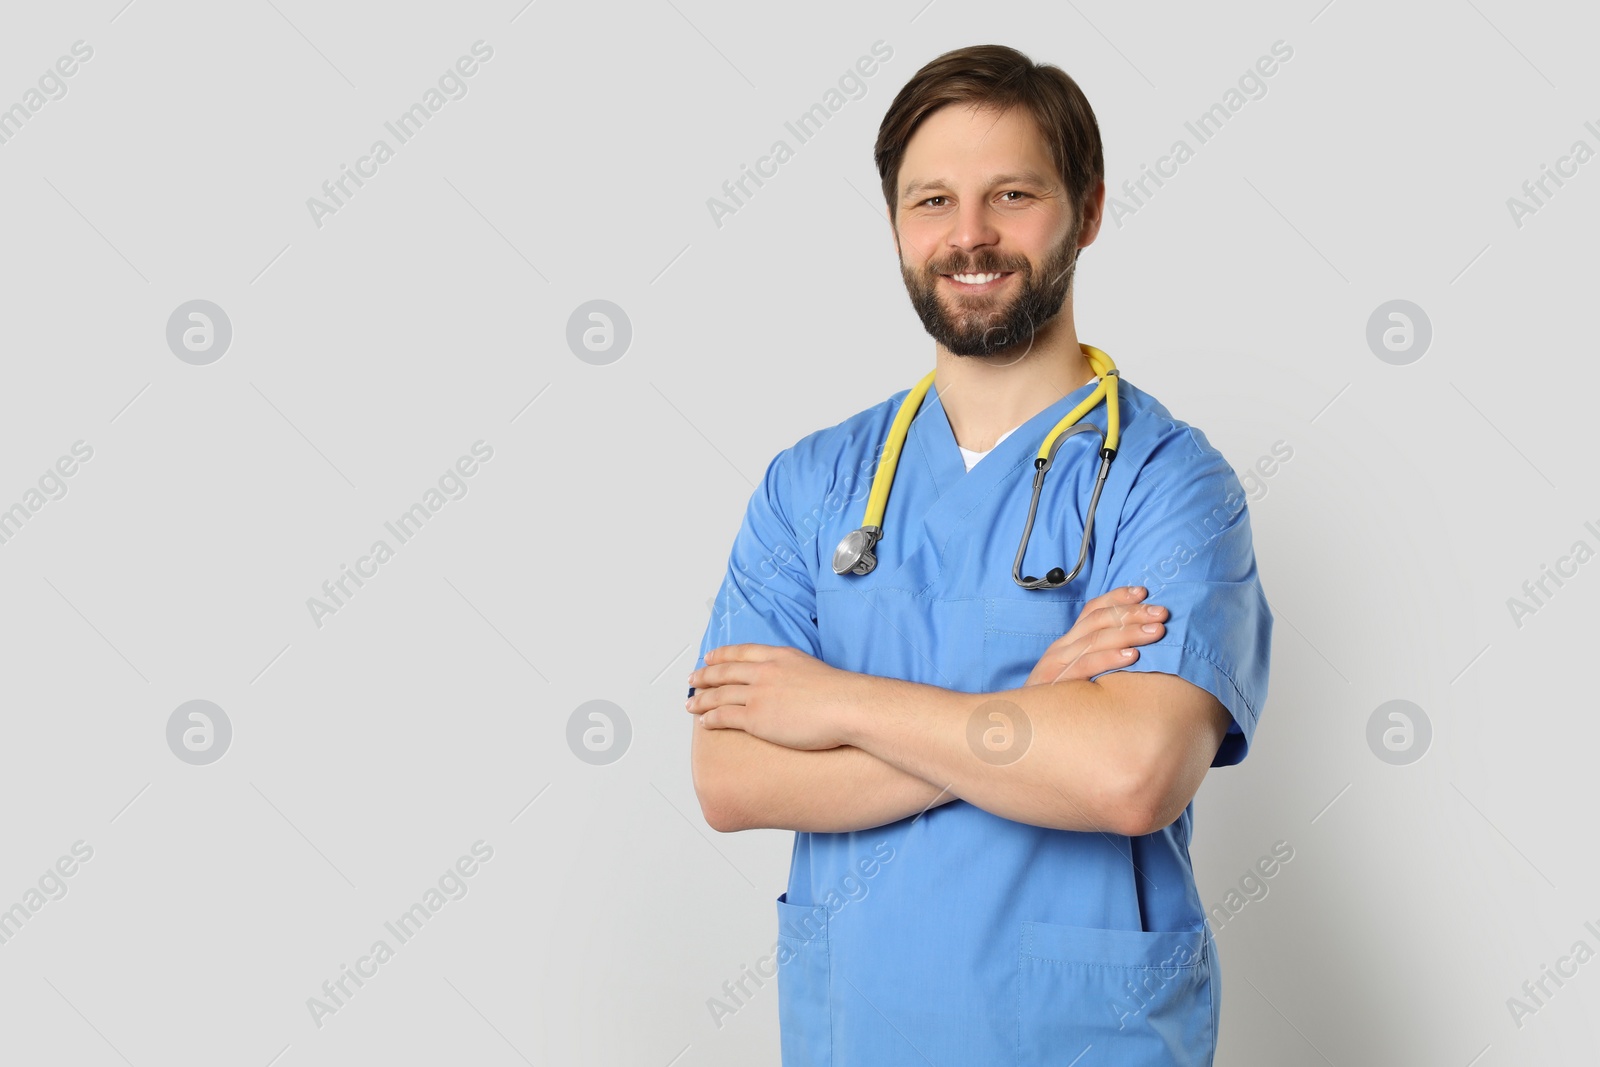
[{"xmin": 899, "ymin": 104, "xmax": 1055, "ymax": 194}]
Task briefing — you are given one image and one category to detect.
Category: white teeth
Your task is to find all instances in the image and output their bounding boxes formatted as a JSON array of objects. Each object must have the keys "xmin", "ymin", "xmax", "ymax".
[{"xmin": 951, "ymin": 272, "xmax": 1005, "ymax": 284}]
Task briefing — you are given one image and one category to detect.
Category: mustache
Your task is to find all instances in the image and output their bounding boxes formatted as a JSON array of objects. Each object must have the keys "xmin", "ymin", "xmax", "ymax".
[{"xmin": 929, "ymin": 260, "xmax": 1027, "ymax": 276}]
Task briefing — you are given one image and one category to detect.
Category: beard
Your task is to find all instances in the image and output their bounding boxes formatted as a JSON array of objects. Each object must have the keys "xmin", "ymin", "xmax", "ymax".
[{"xmin": 900, "ymin": 222, "xmax": 1082, "ymax": 358}]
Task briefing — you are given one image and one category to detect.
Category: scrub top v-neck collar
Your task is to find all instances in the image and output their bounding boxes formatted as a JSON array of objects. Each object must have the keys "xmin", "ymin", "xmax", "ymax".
[
  {"xmin": 861, "ymin": 372, "xmax": 1109, "ymax": 593},
  {"xmin": 908, "ymin": 373, "xmax": 1107, "ymax": 499}
]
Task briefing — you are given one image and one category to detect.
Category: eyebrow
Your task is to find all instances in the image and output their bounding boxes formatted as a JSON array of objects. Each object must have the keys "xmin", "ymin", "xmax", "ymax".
[{"xmin": 901, "ymin": 170, "xmax": 1054, "ymax": 201}]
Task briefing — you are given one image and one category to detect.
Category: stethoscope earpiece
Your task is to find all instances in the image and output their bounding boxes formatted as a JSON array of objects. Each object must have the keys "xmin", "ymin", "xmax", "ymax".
[{"xmin": 1025, "ymin": 567, "xmax": 1068, "ymax": 586}]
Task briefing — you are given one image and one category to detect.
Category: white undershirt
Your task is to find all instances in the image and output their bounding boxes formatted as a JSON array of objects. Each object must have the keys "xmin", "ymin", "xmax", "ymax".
[{"xmin": 957, "ymin": 375, "xmax": 1101, "ymax": 472}]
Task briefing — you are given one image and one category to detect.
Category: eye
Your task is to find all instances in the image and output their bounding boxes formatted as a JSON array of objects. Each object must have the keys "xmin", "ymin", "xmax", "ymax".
[
  {"xmin": 918, "ymin": 196, "xmax": 949, "ymax": 208},
  {"xmin": 1000, "ymin": 190, "xmax": 1031, "ymax": 202}
]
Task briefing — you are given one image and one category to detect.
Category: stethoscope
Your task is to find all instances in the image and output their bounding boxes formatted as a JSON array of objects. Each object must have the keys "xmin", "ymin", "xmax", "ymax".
[{"xmin": 831, "ymin": 343, "xmax": 1121, "ymax": 590}]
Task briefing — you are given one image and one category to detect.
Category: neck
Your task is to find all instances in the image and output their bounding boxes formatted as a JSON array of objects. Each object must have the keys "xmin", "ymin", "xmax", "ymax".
[{"xmin": 933, "ymin": 307, "xmax": 1094, "ymax": 453}]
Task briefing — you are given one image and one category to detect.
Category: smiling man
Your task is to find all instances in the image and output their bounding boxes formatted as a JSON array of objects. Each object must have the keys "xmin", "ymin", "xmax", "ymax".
[{"xmin": 687, "ymin": 44, "xmax": 1273, "ymax": 1066}]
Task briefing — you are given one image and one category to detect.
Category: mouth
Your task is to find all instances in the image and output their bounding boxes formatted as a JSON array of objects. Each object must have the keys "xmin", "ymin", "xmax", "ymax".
[{"xmin": 941, "ymin": 271, "xmax": 1014, "ymax": 293}]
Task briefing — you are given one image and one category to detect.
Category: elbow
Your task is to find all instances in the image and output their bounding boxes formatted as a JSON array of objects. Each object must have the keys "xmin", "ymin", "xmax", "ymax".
[
  {"xmin": 1105, "ymin": 756, "xmax": 1172, "ymax": 838},
  {"xmin": 691, "ymin": 752, "xmax": 749, "ymax": 833},
  {"xmin": 699, "ymin": 794, "xmax": 748, "ymax": 833},
  {"xmin": 1115, "ymin": 802, "xmax": 1170, "ymax": 839},
  {"xmin": 1107, "ymin": 801, "xmax": 1162, "ymax": 839}
]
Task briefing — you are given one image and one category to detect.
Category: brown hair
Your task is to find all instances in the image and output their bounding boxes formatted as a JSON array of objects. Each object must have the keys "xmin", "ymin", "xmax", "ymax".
[{"xmin": 875, "ymin": 45, "xmax": 1104, "ymax": 226}]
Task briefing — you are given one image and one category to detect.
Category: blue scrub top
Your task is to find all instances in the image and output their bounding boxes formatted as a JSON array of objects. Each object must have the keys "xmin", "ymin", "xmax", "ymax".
[{"xmin": 692, "ymin": 372, "xmax": 1273, "ymax": 1066}]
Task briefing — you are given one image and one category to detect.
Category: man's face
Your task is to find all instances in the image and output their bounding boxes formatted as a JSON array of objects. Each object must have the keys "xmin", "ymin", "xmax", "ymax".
[{"xmin": 892, "ymin": 104, "xmax": 1096, "ymax": 359}]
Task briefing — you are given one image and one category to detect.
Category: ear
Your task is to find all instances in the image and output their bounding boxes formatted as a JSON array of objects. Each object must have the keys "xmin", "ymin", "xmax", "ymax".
[{"xmin": 1076, "ymin": 179, "xmax": 1107, "ymax": 248}]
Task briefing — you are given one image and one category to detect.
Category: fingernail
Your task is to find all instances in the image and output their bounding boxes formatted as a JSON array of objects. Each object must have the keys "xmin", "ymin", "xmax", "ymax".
[
  {"xmin": 1142, "ymin": 623, "xmax": 1161, "ymax": 633},
  {"xmin": 1121, "ymin": 649, "xmax": 1134, "ymax": 658},
  {"xmin": 1132, "ymin": 586, "xmax": 1147, "ymax": 597}
]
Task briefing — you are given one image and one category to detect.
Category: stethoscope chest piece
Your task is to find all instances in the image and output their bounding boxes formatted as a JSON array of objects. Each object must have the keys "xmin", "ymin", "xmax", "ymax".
[{"xmin": 832, "ymin": 526, "xmax": 882, "ymax": 576}]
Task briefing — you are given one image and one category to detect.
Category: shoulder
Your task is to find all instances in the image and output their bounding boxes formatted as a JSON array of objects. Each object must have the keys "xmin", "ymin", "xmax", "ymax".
[
  {"xmin": 1113, "ymin": 376, "xmax": 1241, "ymax": 496},
  {"xmin": 786, "ymin": 389, "xmax": 906, "ymax": 467},
  {"xmin": 765, "ymin": 388, "xmax": 910, "ymax": 498},
  {"xmin": 1113, "ymin": 376, "xmax": 1224, "ymax": 465}
]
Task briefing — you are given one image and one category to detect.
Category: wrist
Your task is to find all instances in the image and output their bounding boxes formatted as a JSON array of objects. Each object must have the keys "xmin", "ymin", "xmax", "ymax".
[{"xmin": 835, "ymin": 670, "xmax": 887, "ymax": 749}]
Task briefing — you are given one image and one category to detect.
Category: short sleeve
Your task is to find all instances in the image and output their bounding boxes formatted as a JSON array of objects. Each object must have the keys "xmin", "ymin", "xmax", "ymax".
[
  {"xmin": 690, "ymin": 448, "xmax": 821, "ymax": 699},
  {"xmin": 1096, "ymin": 426, "xmax": 1273, "ymax": 767}
]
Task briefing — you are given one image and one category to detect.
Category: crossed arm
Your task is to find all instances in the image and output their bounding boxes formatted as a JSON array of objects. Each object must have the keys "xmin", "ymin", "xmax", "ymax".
[{"xmin": 687, "ymin": 586, "xmax": 1233, "ymax": 836}]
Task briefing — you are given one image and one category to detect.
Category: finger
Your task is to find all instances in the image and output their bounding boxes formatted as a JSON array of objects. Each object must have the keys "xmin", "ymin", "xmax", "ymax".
[
  {"xmin": 1066, "ymin": 587, "xmax": 1143, "ymax": 636},
  {"xmin": 1041, "ymin": 595, "xmax": 1163, "ymax": 661},
  {"xmin": 1041, "ymin": 645, "xmax": 1141, "ymax": 683},
  {"xmin": 686, "ymin": 686, "xmax": 729, "ymax": 712},
  {"xmin": 1056, "ymin": 588, "xmax": 1152, "ymax": 649},
  {"xmin": 1044, "ymin": 618, "xmax": 1163, "ymax": 675},
  {"xmin": 1083, "ymin": 585, "xmax": 1148, "ymax": 617},
  {"xmin": 688, "ymin": 662, "xmax": 751, "ymax": 689},
  {"xmin": 1083, "ymin": 646, "xmax": 1141, "ymax": 677},
  {"xmin": 705, "ymin": 643, "xmax": 777, "ymax": 666},
  {"xmin": 689, "ymin": 683, "xmax": 750, "ymax": 712},
  {"xmin": 1090, "ymin": 584, "xmax": 1148, "ymax": 611},
  {"xmin": 1092, "ymin": 599, "xmax": 1165, "ymax": 632},
  {"xmin": 1084, "ymin": 618, "xmax": 1165, "ymax": 652},
  {"xmin": 700, "ymin": 706, "xmax": 745, "ymax": 730}
]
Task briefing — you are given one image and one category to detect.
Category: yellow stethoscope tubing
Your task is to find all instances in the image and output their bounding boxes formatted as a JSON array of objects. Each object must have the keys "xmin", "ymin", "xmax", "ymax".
[
  {"xmin": 859, "ymin": 344, "xmax": 1120, "ymax": 531},
  {"xmin": 860, "ymin": 368, "xmax": 938, "ymax": 533},
  {"xmin": 1037, "ymin": 344, "xmax": 1119, "ymax": 460}
]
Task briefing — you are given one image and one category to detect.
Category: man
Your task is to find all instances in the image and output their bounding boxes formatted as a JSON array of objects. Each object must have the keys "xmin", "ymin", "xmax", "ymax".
[{"xmin": 686, "ymin": 44, "xmax": 1273, "ymax": 1065}]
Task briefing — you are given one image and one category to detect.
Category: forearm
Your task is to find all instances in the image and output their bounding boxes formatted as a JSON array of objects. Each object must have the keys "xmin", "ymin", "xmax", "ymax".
[
  {"xmin": 838, "ymin": 676, "xmax": 1149, "ymax": 834},
  {"xmin": 691, "ymin": 723, "xmax": 956, "ymax": 833}
]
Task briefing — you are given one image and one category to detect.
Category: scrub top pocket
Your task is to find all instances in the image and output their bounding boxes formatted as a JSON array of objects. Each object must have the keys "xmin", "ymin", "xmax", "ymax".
[
  {"xmin": 983, "ymin": 596, "xmax": 1086, "ymax": 690},
  {"xmin": 1018, "ymin": 919, "xmax": 1213, "ymax": 1066},
  {"xmin": 775, "ymin": 892, "xmax": 833, "ymax": 1066}
]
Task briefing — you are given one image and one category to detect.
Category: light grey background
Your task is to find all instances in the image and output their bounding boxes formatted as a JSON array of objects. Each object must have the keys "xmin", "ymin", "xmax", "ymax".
[{"xmin": 1, "ymin": 0, "xmax": 1594, "ymax": 1064}]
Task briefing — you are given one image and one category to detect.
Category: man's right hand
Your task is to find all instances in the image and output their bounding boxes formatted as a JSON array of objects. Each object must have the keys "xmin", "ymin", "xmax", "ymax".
[{"xmin": 1023, "ymin": 585, "xmax": 1167, "ymax": 687}]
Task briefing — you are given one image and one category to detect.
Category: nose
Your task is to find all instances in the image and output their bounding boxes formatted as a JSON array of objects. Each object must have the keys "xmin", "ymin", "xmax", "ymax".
[{"xmin": 945, "ymin": 199, "xmax": 1001, "ymax": 262}]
